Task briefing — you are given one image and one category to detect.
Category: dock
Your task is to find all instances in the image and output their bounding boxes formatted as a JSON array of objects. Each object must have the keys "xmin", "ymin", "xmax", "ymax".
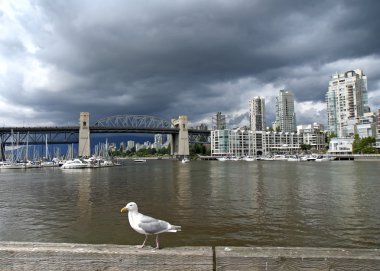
[{"xmin": 1, "ymin": 242, "xmax": 379, "ymax": 270}]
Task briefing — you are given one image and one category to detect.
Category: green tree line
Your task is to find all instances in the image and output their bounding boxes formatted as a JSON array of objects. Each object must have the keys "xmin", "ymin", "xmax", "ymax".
[
  {"xmin": 110, "ymin": 143, "xmax": 210, "ymax": 158},
  {"xmin": 352, "ymin": 134, "xmax": 378, "ymax": 154}
]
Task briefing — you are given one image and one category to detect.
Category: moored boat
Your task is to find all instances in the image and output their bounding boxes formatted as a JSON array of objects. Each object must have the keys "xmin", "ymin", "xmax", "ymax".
[
  {"xmin": 315, "ymin": 155, "xmax": 335, "ymax": 162},
  {"xmin": 0, "ymin": 161, "xmax": 25, "ymax": 169},
  {"xmin": 216, "ymin": 157, "xmax": 229, "ymax": 161},
  {"xmin": 287, "ymin": 155, "xmax": 300, "ymax": 162},
  {"xmin": 243, "ymin": 156, "xmax": 255, "ymax": 161},
  {"xmin": 61, "ymin": 159, "xmax": 88, "ymax": 169},
  {"xmin": 133, "ymin": 159, "xmax": 147, "ymax": 163},
  {"xmin": 181, "ymin": 157, "xmax": 190, "ymax": 163}
]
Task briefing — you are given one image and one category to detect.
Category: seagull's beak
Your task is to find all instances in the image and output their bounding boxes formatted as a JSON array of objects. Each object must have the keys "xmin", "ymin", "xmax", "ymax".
[{"xmin": 120, "ymin": 207, "xmax": 128, "ymax": 213}]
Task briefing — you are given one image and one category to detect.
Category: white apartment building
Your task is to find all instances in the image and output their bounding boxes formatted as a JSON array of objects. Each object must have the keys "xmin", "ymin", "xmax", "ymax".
[
  {"xmin": 356, "ymin": 112, "xmax": 377, "ymax": 139},
  {"xmin": 210, "ymin": 129, "xmax": 231, "ymax": 156},
  {"xmin": 328, "ymin": 138, "xmax": 354, "ymax": 154},
  {"xmin": 326, "ymin": 69, "xmax": 369, "ymax": 137},
  {"xmin": 249, "ymin": 96, "xmax": 266, "ymax": 131},
  {"xmin": 275, "ymin": 90, "xmax": 297, "ymax": 133},
  {"xmin": 297, "ymin": 123, "xmax": 326, "ymax": 151},
  {"xmin": 211, "ymin": 129, "xmax": 302, "ymax": 157}
]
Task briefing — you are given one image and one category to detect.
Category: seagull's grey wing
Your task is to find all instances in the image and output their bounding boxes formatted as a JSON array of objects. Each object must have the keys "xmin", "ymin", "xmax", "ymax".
[{"xmin": 138, "ymin": 215, "xmax": 170, "ymax": 234}]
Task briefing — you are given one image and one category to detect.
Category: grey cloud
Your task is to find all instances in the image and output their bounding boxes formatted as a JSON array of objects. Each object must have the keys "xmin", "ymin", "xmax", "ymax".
[{"xmin": 1, "ymin": 0, "xmax": 380, "ymax": 127}]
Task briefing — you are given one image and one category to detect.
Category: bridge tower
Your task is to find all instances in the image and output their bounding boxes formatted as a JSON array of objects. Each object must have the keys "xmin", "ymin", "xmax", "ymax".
[
  {"xmin": 170, "ymin": 115, "xmax": 189, "ymax": 157},
  {"xmin": 0, "ymin": 143, "xmax": 5, "ymax": 161},
  {"xmin": 78, "ymin": 112, "xmax": 91, "ymax": 157}
]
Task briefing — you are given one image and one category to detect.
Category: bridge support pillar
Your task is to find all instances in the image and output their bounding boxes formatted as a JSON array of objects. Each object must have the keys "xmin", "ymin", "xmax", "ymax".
[
  {"xmin": 170, "ymin": 116, "xmax": 189, "ymax": 158},
  {"xmin": 0, "ymin": 142, "xmax": 5, "ymax": 161},
  {"xmin": 78, "ymin": 112, "xmax": 91, "ymax": 157}
]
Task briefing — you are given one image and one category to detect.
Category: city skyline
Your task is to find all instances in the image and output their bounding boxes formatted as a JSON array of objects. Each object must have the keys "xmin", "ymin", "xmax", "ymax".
[{"xmin": 1, "ymin": 1, "xmax": 380, "ymax": 128}]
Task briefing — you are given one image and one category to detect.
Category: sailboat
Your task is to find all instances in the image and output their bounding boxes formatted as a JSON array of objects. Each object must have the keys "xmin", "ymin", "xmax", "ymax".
[{"xmin": 41, "ymin": 134, "xmax": 59, "ymax": 167}]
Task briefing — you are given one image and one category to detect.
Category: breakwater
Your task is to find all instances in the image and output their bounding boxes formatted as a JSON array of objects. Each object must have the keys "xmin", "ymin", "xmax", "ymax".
[{"xmin": 1, "ymin": 242, "xmax": 379, "ymax": 270}]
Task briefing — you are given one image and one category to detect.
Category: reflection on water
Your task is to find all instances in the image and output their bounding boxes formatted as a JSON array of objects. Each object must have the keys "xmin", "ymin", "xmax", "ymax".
[{"xmin": 1, "ymin": 160, "xmax": 380, "ymax": 248}]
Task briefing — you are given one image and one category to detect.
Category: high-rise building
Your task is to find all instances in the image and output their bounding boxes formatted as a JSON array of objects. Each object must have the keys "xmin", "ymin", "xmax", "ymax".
[
  {"xmin": 249, "ymin": 96, "xmax": 266, "ymax": 131},
  {"xmin": 213, "ymin": 112, "xmax": 226, "ymax": 130},
  {"xmin": 275, "ymin": 90, "xmax": 296, "ymax": 133},
  {"xmin": 326, "ymin": 69, "xmax": 369, "ymax": 137}
]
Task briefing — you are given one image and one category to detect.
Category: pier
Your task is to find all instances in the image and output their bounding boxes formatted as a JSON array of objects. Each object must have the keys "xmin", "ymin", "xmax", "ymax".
[
  {"xmin": 1, "ymin": 242, "xmax": 379, "ymax": 270},
  {"xmin": 330, "ymin": 154, "xmax": 380, "ymax": 161}
]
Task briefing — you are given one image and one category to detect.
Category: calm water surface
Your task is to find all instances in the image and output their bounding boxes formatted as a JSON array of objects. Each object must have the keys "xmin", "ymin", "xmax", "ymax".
[{"xmin": 1, "ymin": 160, "xmax": 380, "ymax": 248}]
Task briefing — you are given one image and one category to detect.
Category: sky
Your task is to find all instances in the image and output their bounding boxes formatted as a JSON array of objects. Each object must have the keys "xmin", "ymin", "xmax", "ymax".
[{"xmin": 1, "ymin": 0, "xmax": 380, "ymax": 129}]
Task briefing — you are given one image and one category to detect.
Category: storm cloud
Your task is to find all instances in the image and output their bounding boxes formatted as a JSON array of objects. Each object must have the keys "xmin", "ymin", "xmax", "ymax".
[{"xmin": 1, "ymin": 0, "xmax": 380, "ymax": 128}]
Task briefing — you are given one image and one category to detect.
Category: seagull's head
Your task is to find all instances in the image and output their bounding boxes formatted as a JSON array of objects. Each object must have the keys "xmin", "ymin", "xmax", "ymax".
[{"xmin": 120, "ymin": 202, "xmax": 138, "ymax": 213}]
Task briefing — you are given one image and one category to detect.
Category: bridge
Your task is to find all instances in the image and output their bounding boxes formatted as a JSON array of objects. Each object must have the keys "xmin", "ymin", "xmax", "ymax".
[{"xmin": 0, "ymin": 113, "xmax": 210, "ymax": 160}]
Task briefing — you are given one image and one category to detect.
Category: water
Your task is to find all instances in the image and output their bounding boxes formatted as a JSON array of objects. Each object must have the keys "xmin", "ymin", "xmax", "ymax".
[{"xmin": 0, "ymin": 160, "xmax": 380, "ymax": 249}]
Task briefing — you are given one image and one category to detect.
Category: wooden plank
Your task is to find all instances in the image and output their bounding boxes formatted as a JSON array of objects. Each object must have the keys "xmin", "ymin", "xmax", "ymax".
[
  {"xmin": 2, "ymin": 242, "xmax": 380, "ymax": 271},
  {"xmin": 215, "ymin": 246, "xmax": 380, "ymax": 271},
  {"xmin": 0, "ymin": 242, "xmax": 212, "ymax": 271}
]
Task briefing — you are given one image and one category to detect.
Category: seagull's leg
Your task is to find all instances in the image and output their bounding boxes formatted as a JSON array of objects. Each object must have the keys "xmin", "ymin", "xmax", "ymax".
[
  {"xmin": 138, "ymin": 235, "xmax": 148, "ymax": 248},
  {"xmin": 155, "ymin": 234, "xmax": 160, "ymax": 249}
]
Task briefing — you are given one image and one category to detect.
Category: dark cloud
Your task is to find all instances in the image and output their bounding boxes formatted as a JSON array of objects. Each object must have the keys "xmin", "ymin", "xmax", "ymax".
[{"xmin": 1, "ymin": 0, "xmax": 379, "ymax": 127}]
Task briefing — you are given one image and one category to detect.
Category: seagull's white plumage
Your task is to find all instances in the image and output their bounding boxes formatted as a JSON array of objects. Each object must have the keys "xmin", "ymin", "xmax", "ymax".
[{"xmin": 121, "ymin": 202, "xmax": 181, "ymax": 249}]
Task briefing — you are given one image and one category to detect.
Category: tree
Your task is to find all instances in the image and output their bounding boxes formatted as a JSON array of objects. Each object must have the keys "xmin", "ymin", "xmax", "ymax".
[
  {"xmin": 352, "ymin": 134, "xmax": 361, "ymax": 154},
  {"xmin": 325, "ymin": 131, "xmax": 337, "ymax": 149},
  {"xmin": 189, "ymin": 143, "xmax": 208, "ymax": 158},
  {"xmin": 352, "ymin": 135, "xmax": 378, "ymax": 154},
  {"xmin": 300, "ymin": 144, "xmax": 312, "ymax": 151}
]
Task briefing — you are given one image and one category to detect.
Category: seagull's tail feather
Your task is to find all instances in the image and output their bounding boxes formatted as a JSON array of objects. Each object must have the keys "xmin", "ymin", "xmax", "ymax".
[{"xmin": 169, "ymin": 225, "xmax": 181, "ymax": 232}]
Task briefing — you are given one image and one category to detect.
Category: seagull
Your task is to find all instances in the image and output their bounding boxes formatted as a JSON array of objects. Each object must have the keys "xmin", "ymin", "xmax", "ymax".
[{"xmin": 120, "ymin": 202, "xmax": 181, "ymax": 249}]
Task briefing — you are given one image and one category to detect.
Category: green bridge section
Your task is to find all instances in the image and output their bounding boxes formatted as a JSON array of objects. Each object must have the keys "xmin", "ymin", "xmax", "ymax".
[{"xmin": 1, "ymin": 242, "xmax": 379, "ymax": 270}]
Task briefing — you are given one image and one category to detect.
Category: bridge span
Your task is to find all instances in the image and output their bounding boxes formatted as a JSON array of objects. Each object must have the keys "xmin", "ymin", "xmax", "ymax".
[{"xmin": 0, "ymin": 113, "xmax": 210, "ymax": 159}]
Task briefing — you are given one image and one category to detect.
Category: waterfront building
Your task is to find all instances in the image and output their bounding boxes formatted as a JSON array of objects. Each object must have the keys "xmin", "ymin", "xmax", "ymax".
[
  {"xmin": 326, "ymin": 69, "xmax": 369, "ymax": 137},
  {"xmin": 328, "ymin": 138, "xmax": 354, "ymax": 154},
  {"xmin": 249, "ymin": 96, "xmax": 266, "ymax": 131},
  {"xmin": 211, "ymin": 129, "xmax": 302, "ymax": 157},
  {"xmin": 356, "ymin": 112, "xmax": 377, "ymax": 138},
  {"xmin": 210, "ymin": 129, "xmax": 231, "ymax": 157},
  {"xmin": 275, "ymin": 90, "xmax": 297, "ymax": 133},
  {"xmin": 297, "ymin": 123, "xmax": 326, "ymax": 151},
  {"xmin": 262, "ymin": 131, "xmax": 301, "ymax": 154},
  {"xmin": 229, "ymin": 128, "xmax": 258, "ymax": 157}
]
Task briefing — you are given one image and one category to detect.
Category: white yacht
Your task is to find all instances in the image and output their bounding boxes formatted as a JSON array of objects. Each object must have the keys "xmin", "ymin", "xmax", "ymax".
[
  {"xmin": 287, "ymin": 155, "xmax": 300, "ymax": 162},
  {"xmin": 61, "ymin": 159, "xmax": 88, "ymax": 169},
  {"xmin": 0, "ymin": 162, "xmax": 24, "ymax": 169},
  {"xmin": 243, "ymin": 156, "xmax": 255, "ymax": 161},
  {"xmin": 216, "ymin": 157, "xmax": 229, "ymax": 161},
  {"xmin": 315, "ymin": 155, "xmax": 334, "ymax": 162},
  {"xmin": 133, "ymin": 159, "xmax": 147, "ymax": 163}
]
